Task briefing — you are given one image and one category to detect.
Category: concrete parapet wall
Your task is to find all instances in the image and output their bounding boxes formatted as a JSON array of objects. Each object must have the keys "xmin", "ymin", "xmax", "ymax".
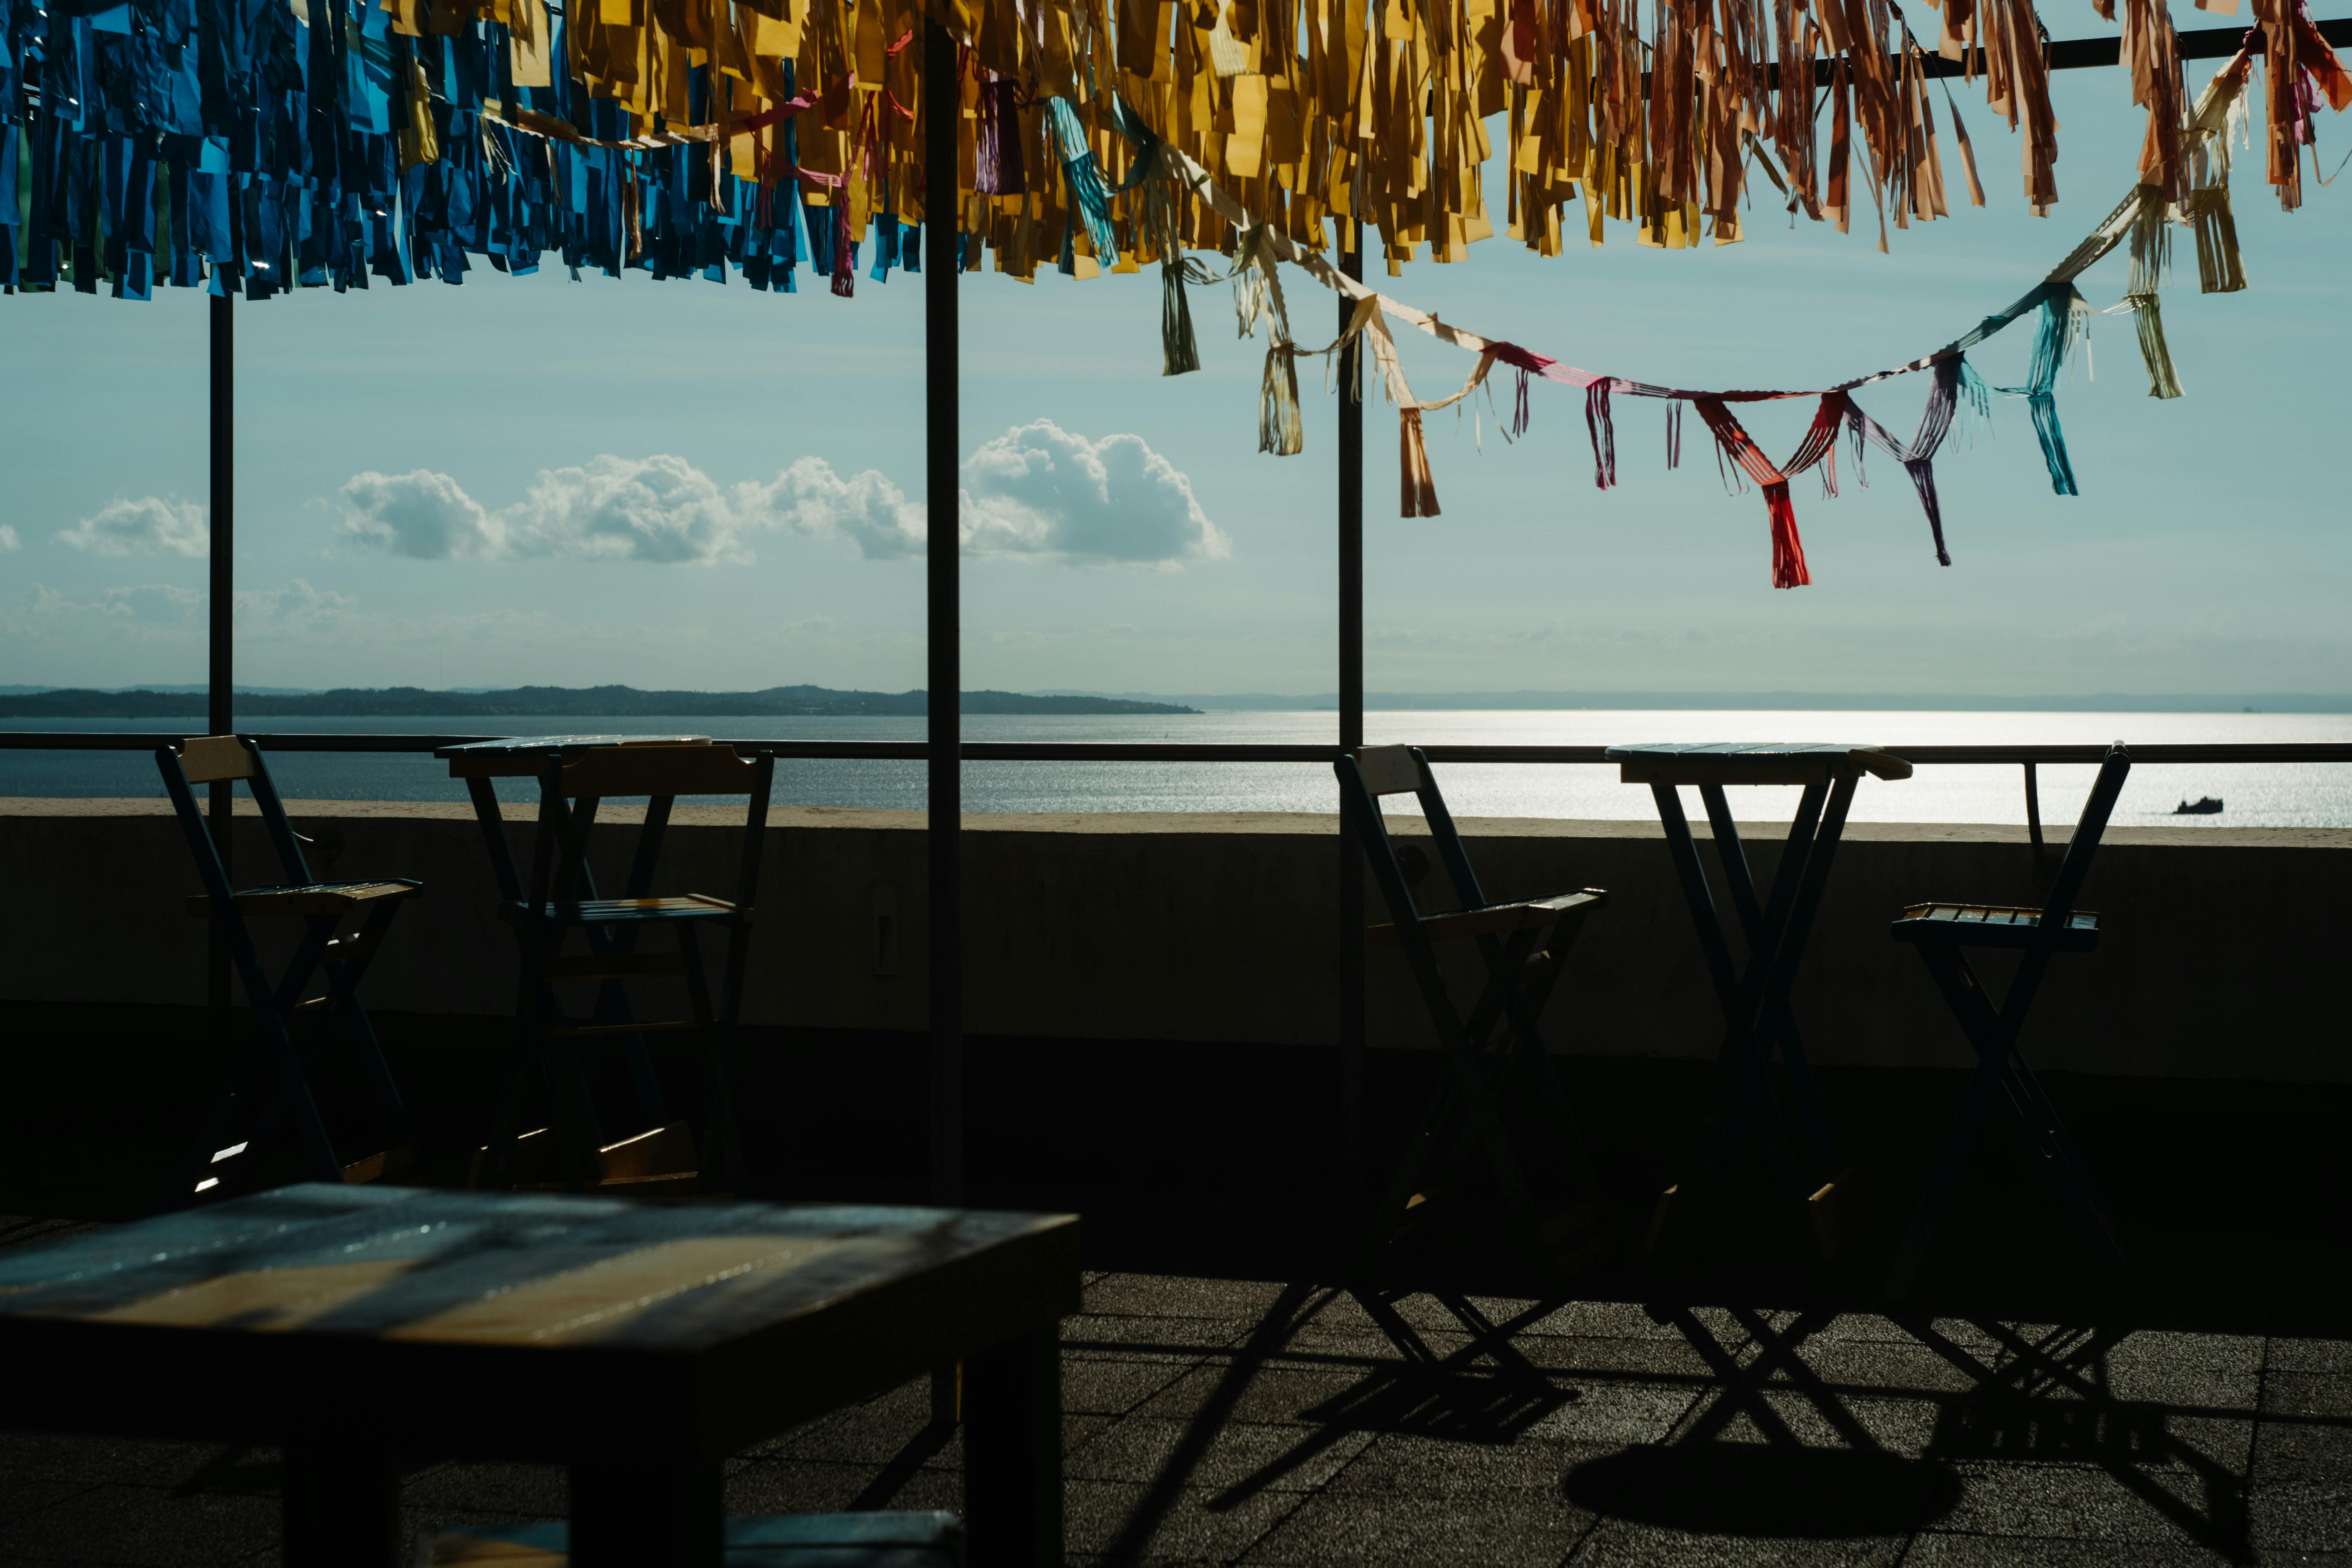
[{"xmin": 3, "ymin": 799, "xmax": 2344, "ymax": 1081}]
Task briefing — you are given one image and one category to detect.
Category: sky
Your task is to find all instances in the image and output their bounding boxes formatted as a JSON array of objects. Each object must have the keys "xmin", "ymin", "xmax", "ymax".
[{"xmin": 5, "ymin": 44, "xmax": 2351, "ymax": 701}]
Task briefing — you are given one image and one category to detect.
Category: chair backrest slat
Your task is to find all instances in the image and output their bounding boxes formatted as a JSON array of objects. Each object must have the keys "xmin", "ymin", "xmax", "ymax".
[
  {"xmin": 1355, "ymin": 745, "xmax": 1425, "ymax": 798},
  {"xmin": 2040, "ymin": 743, "xmax": 2131, "ymax": 928},
  {"xmin": 179, "ymin": 734, "xmax": 257, "ymax": 785}
]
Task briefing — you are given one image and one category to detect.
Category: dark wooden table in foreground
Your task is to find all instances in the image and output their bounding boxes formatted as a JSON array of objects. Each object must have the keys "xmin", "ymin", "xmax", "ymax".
[{"xmin": 0, "ymin": 1185, "xmax": 1080, "ymax": 1567}]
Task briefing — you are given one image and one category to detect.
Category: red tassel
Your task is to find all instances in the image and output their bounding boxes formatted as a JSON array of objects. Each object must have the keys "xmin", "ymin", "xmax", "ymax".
[{"xmin": 1766, "ymin": 481, "xmax": 1812, "ymax": 588}]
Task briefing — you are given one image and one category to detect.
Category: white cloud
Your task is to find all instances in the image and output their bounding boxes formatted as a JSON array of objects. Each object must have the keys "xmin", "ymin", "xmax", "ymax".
[
  {"xmin": 335, "ymin": 424, "xmax": 1222, "ymax": 569},
  {"xmin": 745, "ymin": 459, "xmax": 928, "ymax": 561},
  {"xmin": 338, "ymin": 470, "xmax": 502, "ymax": 559},
  {"xmin": 0, "ymin": 525, "xmax": 18, "ymax": 551},
  {"xmin": 56, "ymin": 496, "xmax": 209, "ymax": 556},
  {"xmin": 960, "ymin": 421, "xmax": 1228, "ymax": 566}
]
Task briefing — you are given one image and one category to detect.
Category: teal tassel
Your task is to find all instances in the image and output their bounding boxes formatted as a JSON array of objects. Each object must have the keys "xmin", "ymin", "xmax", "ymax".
[
  {"xmin": 1996, "ymin": 283, "xmax": 2088, "ymax": 497},
  {"xmin": 1045, "ymin": 99, "xmax": 1120, "ymax": 272}
]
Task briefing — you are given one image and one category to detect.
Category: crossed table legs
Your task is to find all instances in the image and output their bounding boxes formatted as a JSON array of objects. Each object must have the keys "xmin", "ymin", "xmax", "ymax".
[{"xmin": 1608, "ymin": 743, "xmax": 1916, "ymax": 1265}]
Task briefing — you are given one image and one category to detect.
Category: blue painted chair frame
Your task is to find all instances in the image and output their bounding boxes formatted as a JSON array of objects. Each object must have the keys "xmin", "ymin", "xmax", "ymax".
[
  {"xmin": 475, "ymin": 740, "xmax": 774, "ymax": 1195},
  {"xmin": 1883, "ymin": 743, "xmax": 2133, "ymax": 1298},
  {"xmin": 155, "ymin": 734, "xmax": 421, "ymax": 1201},
  {"xmin": 1338, "ymin": 745, "xmax": 1609, "ymax": 1291}
]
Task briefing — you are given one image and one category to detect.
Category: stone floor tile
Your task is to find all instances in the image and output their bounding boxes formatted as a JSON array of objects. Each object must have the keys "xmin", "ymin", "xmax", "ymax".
[
  {"xmin": 0, "ymin": 1486, "xmax": 280, "ymax": 1566},
  {"xmin": 1064, "ymin": 1415, "xmax": 1376, "ymax": 1497},
  {"xmin": 1511, "ymin": 1335, "xmax": 1725, "ymax": 1382},
  {"xmin": 1065, "ymin": 1356, "xmax": 1209, "ymax": 1418},
  {"xmin": 1935, "ymin": 1461, "xmax": 2236, "ymax": 1547},
  {"xmin": 1084, "ymin": 1276, "xmax": 1302, "ymax": 1323},
  {"xmin": 1529, "ymin": 1382, "xmax": 1704, "ymax": 1448},
  {"xmin": 0, "ymin": 1490, "xmax": 89, "ymax": 1531},
  {"xmin": 2098, "ymin": 1332, "xmax": 2266, "ymax": 1414},
  {"xmin": 2261, "ymin": 1374, "xmax": 2352, "ymax": 1421},
  {"xmin": 2264, "ymin": 1340, "xmax": 2352, "ymax": 1376},
  {"xmin": 1243, "ymin": 1481, "xmax": 1593, "ymax": 1566},
  {"xmin": 0, "ymin": 1437, "xmax": 219, "ymax": 1492},
  {"xmin": 1323, "ymin": 1431, "xmax": 1592, "ymax": 1496},
  {"xmin": 398, "ymin": 1461, "xmax": 568, "ymax": 1517},
  {"xmin": 720, "ymin": 1456, "xmax": 963, "ymax": 1518},
  {"xmin": 1065, "ymin": 1313, "xmax": 1254, "ymax": 1354},
  {"xmin": 1898, "ymin": 1531, "xmax": 2234, "ymax": 1566},
  {"xmin": 1504, "ymin": 1299, "xmax": 1694, "ymax": 1343},
  {"xmin": 2253, "ymin": 1418, "xmax": 2352, "ymax": 1488},
  {"xmin": 2249, "ymin": 1481, "xmax": 2352, "ymax": 1557},
  {"xmin": 1135, "ymin": 1364, "xmax": 1394, "ymax": 1429},
  {"xmin": 1793, "ymin": 1341, "xmax": 1991, "ymax": 1399},
  {"xmin": 1063, "ymin": 1476, "xmax": 1304, "ymax": 1563},
  {"xmin": 1563, "ymin": 1520, "xmax": 1907, "ymax": 1566},
  {"xmin": 1681, "ymin": 1389, "xmax": 1944, "ymax": 1460}
]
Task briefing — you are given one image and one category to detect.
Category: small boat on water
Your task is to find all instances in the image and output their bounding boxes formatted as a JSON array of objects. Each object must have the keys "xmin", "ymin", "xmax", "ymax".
[{"xmin": 2174, "ymin": 796, "xmax": 2224, "ymax": 815}]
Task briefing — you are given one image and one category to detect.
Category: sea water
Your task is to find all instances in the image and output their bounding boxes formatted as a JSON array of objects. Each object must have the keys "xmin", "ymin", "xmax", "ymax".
[{"xmin": 5, "ymin": 710, "xmax": 2349, "ymax": 829}]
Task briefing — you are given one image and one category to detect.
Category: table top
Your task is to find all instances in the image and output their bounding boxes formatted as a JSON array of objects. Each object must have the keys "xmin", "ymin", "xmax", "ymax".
[
  {"xmin": 1606, "ymin": 741, "xmax": 1913, "ymax": 786},
  {"xmin": 0, "ymin": 1184, "xmax": 1079, "ymax": 1459},
  {"xmin": 435, "ymin": 734, "xmax": 713, "ymax": 777}
]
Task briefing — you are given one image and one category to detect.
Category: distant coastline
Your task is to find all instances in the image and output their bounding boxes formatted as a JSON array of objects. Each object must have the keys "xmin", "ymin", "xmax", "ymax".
[
  {"xmin": 5, "ymin": 684, "xmax": 2349, "ymax": 717},
  {"xmin": 0, "ymin": 685, "xmax": 1202, "ymax": 720}
]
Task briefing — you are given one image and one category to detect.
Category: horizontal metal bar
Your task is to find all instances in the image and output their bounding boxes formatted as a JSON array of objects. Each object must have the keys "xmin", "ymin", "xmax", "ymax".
[
  {"xmin": 3, "ymin": 733, "xmax": 2348, "ymax": 766},
  {"xmin": 0, "ymin": 732, "xmax": 502, "ymax": 753},
  {"xmin": 1785, "ymin": 18, "xmax": 2352, "ymax": 87}
]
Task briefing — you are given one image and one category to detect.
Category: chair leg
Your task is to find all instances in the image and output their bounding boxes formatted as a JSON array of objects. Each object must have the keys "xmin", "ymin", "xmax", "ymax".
[
  {"xmin": 1883, "ymin": 942, "xmax": 2133, "ymax": 1299},
  {"xmin": 1986, "ymin": 1053, "xmax": 2131, "ymax": 1278},
  {"xmin": 677, "ymin": 922, "xmax": 747, "ymax": 1193}
]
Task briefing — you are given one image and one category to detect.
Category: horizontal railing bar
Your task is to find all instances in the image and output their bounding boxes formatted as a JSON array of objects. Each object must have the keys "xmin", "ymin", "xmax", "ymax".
[{"xmin": 3, "ymin": 733, "xmax": 2350, "ymax": 766}]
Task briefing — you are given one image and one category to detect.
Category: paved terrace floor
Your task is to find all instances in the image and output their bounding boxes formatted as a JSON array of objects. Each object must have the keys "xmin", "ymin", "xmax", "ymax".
[{"xmin": 0, "ymin": 1213, "xmax": 2342, "ymax": 1568}]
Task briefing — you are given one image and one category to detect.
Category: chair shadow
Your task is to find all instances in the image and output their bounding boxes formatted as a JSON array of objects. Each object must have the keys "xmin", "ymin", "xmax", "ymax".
[{"xmin": 1563, "ymin": 1443, "xmax": 1963, "ymax": 1538}]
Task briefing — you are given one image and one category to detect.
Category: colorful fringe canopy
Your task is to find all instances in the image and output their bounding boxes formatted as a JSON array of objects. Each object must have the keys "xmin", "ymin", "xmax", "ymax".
[
  {"xmin": 1158, "ymin": 40, "xmax": 2297, "ymax": 582},
  {"xmin": 0, "ymin": 0, "xmax": 2339, "ymax": 587},
  {"xmin": 2, "ymin": 0, "xmax": 2344, "ymax": 297}
]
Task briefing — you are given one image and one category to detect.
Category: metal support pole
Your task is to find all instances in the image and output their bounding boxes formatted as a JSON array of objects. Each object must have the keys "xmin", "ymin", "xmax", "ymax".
[
  {"xmin": 1337, "ymin": 224, "xmax": 1365, "ymax": 1203},
  {"xmin": 207, "ymin": 291, "xmax": 234, "ymax": 1014},
  {"xmin": 924, "ymin": 20, "xmax": 962, "ymax": 1211}
]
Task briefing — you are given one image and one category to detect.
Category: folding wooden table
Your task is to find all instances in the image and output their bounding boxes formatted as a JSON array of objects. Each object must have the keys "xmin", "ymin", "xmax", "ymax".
[
  {"xmin": 1606, "ymin": 742, "xmax": 1912, "ymax": 1262},
  {"xmin": 0, "ymin": 1184, "xmax": 1078, "ymax": 1567}
]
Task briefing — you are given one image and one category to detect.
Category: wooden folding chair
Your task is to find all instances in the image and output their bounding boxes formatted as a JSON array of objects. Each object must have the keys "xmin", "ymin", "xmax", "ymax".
[
  {"xmin": 1337, "ymin": 745, "xmax": 1609, "ymax": 1290},
  {"xmin": 475, "ymin": 741, "xmax": 774, "ymax": 1197},
  {"xmin": 1882, "ymin": 743, "xmax": 2133, "ymax": 1299},
  {"xmin": 156, "ymin": 735, "xmax": 422, "ymax": 1202}
]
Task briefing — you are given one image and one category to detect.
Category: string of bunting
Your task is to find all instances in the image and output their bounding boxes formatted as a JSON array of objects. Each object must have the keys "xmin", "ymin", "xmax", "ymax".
[
  {"xmin": 3, "ymin": 0, "xmax": 2345, "ymax": 298},
  {"xmin": 1163, "ymin": 36, "xmax": 2303, "ymax": 584}
]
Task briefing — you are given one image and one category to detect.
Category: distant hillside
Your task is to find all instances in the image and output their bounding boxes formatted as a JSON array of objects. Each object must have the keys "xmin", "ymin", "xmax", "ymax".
[{"xmin": 0, "ymin": 685, "xmax": 1201, "ymax": 718}]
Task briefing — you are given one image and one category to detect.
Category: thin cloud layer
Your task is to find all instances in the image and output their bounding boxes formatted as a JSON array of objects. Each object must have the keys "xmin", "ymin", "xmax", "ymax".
[
  {"xmin": 0, "ymin": 525, "xmax": 19, "ymax": 551},
  {"xmin": 56, "ymin": 497, "xmax": 209, "ymax": 557},
  {"xmin": 335, "ymin": 422, "xmax": 1220, "ymax": 568}
]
